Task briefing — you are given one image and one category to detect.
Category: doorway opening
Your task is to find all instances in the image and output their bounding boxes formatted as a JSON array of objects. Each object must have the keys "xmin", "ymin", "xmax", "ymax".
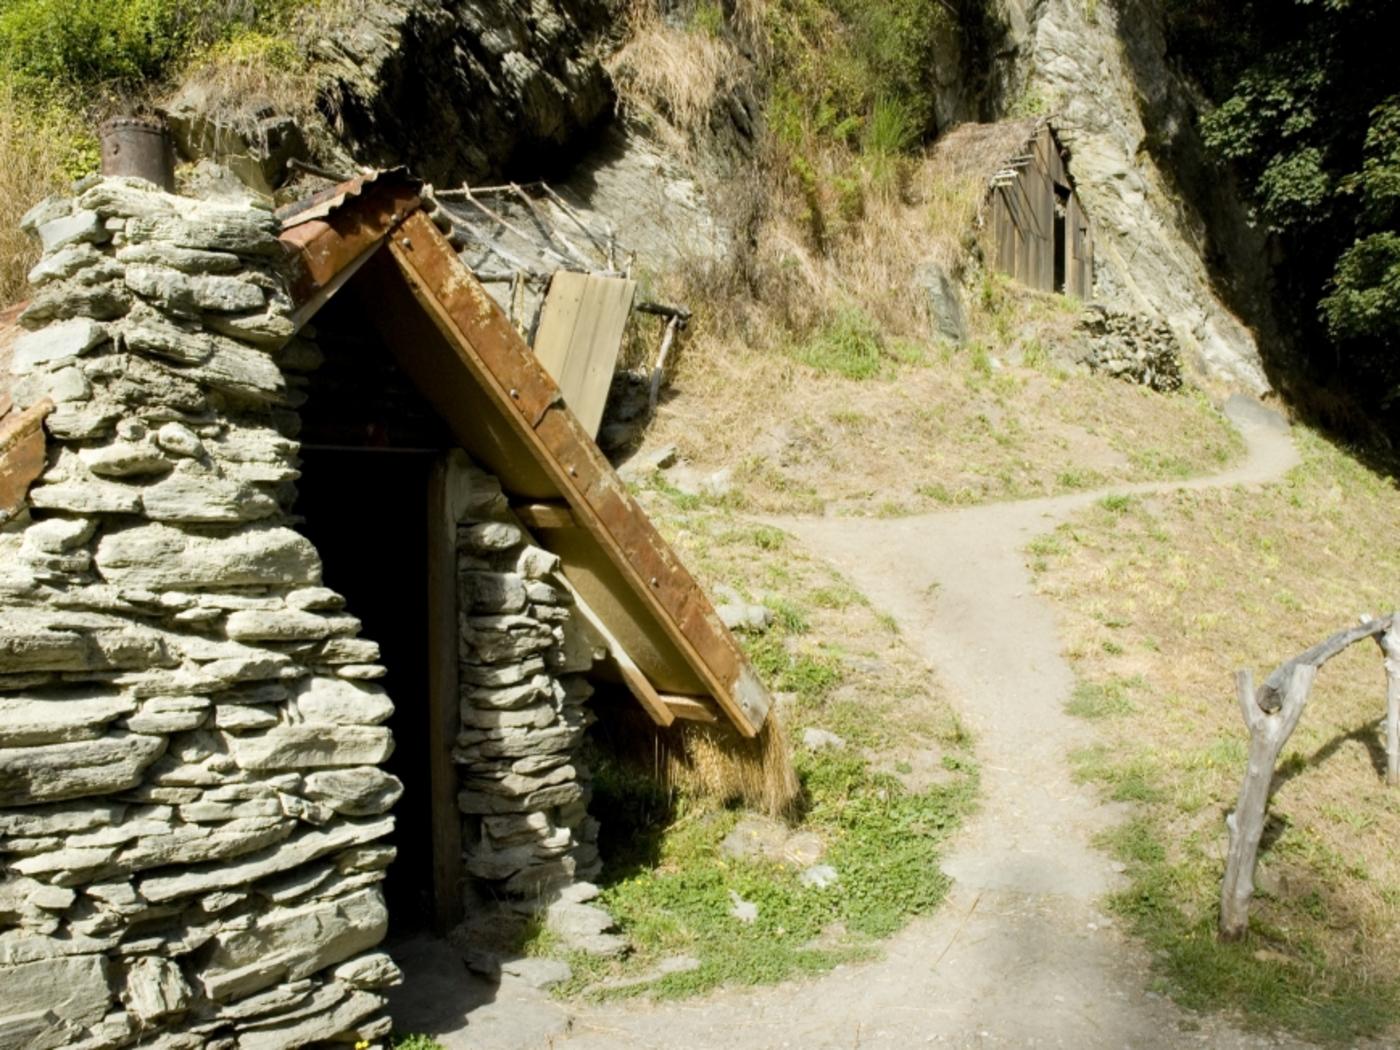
[
  {"xmin": 1053, "ymin": 183, "xmax": 1070, "ymax": 295},
  {"xmin": 293, "ymin": 290, "xmax": 456, "ymax": 936}
]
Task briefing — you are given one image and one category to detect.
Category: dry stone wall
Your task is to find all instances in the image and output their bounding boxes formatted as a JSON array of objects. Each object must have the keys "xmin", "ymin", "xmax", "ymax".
[
  {"xmin": 1074, "ymin": 305, "xmax": 1184, "ymax": 392},
  {"xmin": 0, "ymin": 177, "xmax": 403, "ymax": 1049},
  {"xmin": 446, "ymin": 456, "xmax": 603, "ymax": 902}
]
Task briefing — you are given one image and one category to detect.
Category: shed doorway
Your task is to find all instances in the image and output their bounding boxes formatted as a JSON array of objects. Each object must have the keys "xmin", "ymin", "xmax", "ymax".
[
  {"xmin": 294, "ymin": 449, "xmax": 436, "ymax": 934},
  {"xmin": 293, "ymin": 288, "xmax": 460, "ymax": 935},
  {"xmin": 1053, "ymin": 184, "xmax": 1070, "ymax": 295}
]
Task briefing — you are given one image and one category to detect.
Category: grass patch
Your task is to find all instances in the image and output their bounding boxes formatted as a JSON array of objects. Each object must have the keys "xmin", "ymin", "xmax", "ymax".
[
  {"xmin": 565, "ymin": 744, "xmax": 976, "ymax": 1000},
  {"xmin": 569, "ymin": 471, "xmax": 976, "ymax": 998},
  {"xmin": 1037, "ymin": 429, "xmax": 1400, "ymax": 1042},
  {"xmin": 791, "ymin": 306, "xmax": 924, "ymax": 379},
  {"xmin": 1065, "ymin": 677, "xmax": 1138, "ymax": 718},
  {"xmin": 392, "ymin": 1037, "xmax": 445, "ymax": 1050}
]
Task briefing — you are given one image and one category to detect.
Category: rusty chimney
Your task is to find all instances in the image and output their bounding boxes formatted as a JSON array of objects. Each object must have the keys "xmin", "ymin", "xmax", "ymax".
[{"xmin": 99, "ymin": 116, "xmax": 175, "ymax": 191}]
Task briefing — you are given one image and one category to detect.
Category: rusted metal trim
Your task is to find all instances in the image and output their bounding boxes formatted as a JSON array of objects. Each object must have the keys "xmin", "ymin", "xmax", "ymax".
[
  {"xmin": 384, "ymin": 211, "xmax": 769, "ymax": 737},
  {"xmin": 279, "ymin": 179, "xmax": 423, "ymax": 311}
]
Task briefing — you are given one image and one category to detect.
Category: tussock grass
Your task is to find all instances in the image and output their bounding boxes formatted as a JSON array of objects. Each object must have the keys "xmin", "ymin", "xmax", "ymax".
[
  {"xmin": 0, "ymin": 79, "xmax": 87, "ymax": 305},
  {"xmin": 608, "ymin": 4, "xmax": 744, "ymax": 139},
  {"xmin": 1035, "ymin": 429, "xmax": 1400, "ymax": 1042}
]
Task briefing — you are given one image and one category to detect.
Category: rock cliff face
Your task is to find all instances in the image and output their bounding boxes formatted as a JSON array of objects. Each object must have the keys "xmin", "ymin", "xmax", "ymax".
[
  {"xmin": 295, "ymin": 1, "xmax": 1274, "ymax": 396},
  {"xmin": 309, "ymin": 0, "xmax": 617, "ymax": 185},
  {"xmin": 994, "ymin": 0, "xmax": 1273, "ymax": 393}
]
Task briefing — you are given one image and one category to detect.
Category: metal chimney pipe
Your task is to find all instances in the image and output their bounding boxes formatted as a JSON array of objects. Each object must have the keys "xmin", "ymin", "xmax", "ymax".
[{"xmin": 99, "ymin": 116, "xmax": 175, "ymax": 191}]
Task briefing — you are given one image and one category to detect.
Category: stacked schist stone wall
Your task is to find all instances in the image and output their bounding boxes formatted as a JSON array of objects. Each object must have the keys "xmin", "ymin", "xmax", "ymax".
[
  {"xmin": 1074, "ymin": 305, "xmax": 1185, "ymax": 392},
  {"xmin": 0, "ymin": 178, "xmax": 404, "ymax": 1049},
  {"xmin": 446, "ymin": 456, "xmax": 612, "ymax": 944}
]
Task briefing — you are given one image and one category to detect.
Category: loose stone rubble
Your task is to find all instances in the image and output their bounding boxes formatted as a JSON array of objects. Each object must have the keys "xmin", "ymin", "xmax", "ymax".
[
  {"xmin": 1074, "ymin": 305, "xmax": 1184, "ymax": 392},
  {"xmin": 0, "ymin": 176, "xmax": 611, "ymax": 1047}
]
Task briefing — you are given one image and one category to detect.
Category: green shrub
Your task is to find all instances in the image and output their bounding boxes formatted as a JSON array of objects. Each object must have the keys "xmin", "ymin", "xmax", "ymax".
[
  {"xmin": 793, "ymin": 307, "xmax": 924, "ymax": 379},
  {"xmin": 0, "ymin": 0, "xmax": 306, "ymax": 97}
]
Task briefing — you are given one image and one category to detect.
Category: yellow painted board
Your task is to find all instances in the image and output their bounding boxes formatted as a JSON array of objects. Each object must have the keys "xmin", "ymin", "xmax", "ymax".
[{"xmin": 532, "ymin": 272, "xmax": 637, "ymax": 438}]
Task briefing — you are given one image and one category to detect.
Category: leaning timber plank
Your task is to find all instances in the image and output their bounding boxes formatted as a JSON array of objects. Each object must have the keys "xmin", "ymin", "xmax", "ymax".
[
  {"xmin": 660, "ymin": 694, "xmax": 721, "ymax": 725},
  {"xmin": 382, "ymin": 211, "xmax": 769, "ymax": 737},
  {"xmin": 555, "ymin": 573, "xmax": 674, "ymax": 728},
  {"xmin": 512, "ymin": 501, "xmax": 577, "ymax": 530},
  {"xmin": 426, "ymin": 457, "xmax": 466, "ymax": 931},
  {"xmin": 532, "ymin": 272, "xmax": 636, "ymax": 438}
]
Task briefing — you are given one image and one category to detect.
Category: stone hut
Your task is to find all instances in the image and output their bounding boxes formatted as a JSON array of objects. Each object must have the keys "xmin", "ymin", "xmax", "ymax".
[{"xmin": 0, "ymin": 171, "xmax": 772, "ymax": 1048}]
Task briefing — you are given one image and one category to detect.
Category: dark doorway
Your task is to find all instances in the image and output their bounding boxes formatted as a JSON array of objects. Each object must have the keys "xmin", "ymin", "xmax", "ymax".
[
  {"xmin": 293, "ymin": 290, "xmax": 457, "ymax": 935},
  {"xmin": 1053, "ymin": 184, "xmax": 1070, "ymax": 295},
  {"xmin": 295, "ymin": 449, "xmax": 435, "ymax": 933}
]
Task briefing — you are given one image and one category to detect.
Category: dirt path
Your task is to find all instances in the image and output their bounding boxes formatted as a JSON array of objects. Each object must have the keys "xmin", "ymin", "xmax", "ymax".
[{"xmin": 396, "ymin": 399, "xmax": 1308, "ymax": 1048}]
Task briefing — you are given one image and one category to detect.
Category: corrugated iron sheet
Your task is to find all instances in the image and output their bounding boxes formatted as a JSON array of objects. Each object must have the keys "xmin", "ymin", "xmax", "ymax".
[{"xmin": 276, "ymin": 168, "xmax": 422, "ymax": 230}]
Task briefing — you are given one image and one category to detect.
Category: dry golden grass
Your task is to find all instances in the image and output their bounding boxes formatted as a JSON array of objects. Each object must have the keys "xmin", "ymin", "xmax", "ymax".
[
  {"xmin": 1033, "ymin": 428, "xmax": 1400, "ymax": 1035},
  {"xmin": 0, "ymin": 81, "xmax": 75, "ymax": 307},
  {"xmin": 638, "ymin": 272, "xmax": 1243, "ymax": 517},
  {"xmin": 607, "ymin": 5, "xmax": 744, "ymax": 140},
  {"xmin": 661, "ymin": 716, "xmax": 800, "ymax": 817}
]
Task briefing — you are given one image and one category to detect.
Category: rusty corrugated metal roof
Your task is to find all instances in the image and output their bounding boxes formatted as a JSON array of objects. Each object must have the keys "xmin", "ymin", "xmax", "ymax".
[{"xmin": 276, "ymin": 168, "xmax": 422, "ymax": 230}]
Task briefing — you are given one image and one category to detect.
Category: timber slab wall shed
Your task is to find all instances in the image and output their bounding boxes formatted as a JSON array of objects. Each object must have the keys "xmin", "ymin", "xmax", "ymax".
[
  {"xmin": 979, "ymin": 121, "xmax": 1094, "ymax": 298},
  {"xmin": 0, "ymin": 171, "xmax": 772, "ymax": 1049}
]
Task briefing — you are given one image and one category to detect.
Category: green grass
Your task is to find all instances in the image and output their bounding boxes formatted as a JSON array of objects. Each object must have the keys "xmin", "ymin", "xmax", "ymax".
[
  {"xmin": 393, "ymin": 1036, "xmax": 445, "ymax": 1050},
  {"xmin": 792, "ymin": 307, "xmax": 925, "ymax": 379},
  {"xmin": 0, "ymin": 0, "xmax": 307, "ymax": 97},
  {"xmin": 1096, "ymin": 803, "xmax": 1400, "ymax": 1042},
  {"xmin": 555, "ymin": 745, "xmax": 977, "ymax": 1000},
  {"xmin": 1065, "ymin": 678, "xmax": 1139, "ymax": 718}
]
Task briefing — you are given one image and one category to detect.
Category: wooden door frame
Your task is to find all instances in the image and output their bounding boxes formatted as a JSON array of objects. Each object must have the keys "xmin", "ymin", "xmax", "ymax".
[{"xmin": 426, "ymin": 457, "xmax": 465, "ymax": 932}]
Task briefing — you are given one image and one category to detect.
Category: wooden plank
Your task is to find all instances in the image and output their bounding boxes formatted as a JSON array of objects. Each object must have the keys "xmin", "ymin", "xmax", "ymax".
[
  {"xmin": 532, "ymin": 272, "xmax": 636, "ymax": 438},
  {"xmin": 556, "ymin": 572, "xmax": 675, "ymax": 728},
  {"xmin": 379, "ymin": 212, "xmax": 770, "ymax": 737},
  {"xmin": 660, "ymin": 693, "xmax": 722, "ymax": 724},
  {"xmin": 513, "ymin": 501, "xmax": 576, "ymax": 530},
  {"xmin": 426, "ymin": 457, "xmax": 466, "ymax": 933}
]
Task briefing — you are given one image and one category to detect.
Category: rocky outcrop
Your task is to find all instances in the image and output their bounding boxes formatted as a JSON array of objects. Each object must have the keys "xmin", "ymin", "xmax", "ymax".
[
  {"xmin": 0, "ymin": 178, "xmax": 400, "ymax": 1049},
  {"xmin": 307, "ymin": 0, "xmax": 617, "ymax": 185},
  {"xmin": 994, "ymin": 0, "xmax": 1272, "ymax": 393}
]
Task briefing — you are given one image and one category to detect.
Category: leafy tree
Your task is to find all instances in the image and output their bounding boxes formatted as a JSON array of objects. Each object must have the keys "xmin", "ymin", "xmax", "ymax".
[{"xmin": 1165, "ymin": 0, "xmax": 1400, "ymax": 429}]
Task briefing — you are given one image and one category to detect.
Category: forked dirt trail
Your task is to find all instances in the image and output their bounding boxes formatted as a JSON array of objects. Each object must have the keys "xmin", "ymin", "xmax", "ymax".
[{"xmin": 540, "ymin": 399, "xmax": 1312, "ymax": 1049}]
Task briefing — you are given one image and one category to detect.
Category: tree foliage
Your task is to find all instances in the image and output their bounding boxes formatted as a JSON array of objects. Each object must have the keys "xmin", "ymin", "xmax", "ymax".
[
  {"xmin": 1165, "ymin": 0, "xmax": 1400, "ymax": 426},
  {"xmin": 0, "ymin": 0, "xmax": 304, "ymax": 100}
]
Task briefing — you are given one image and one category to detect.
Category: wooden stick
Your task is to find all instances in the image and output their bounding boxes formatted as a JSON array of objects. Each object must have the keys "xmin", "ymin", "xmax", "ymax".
[
  {"xmin": 458, "ymin": 192, "xmax": 575, "ymax": 269},
  {"xmin": 1376, "ymin": 617, "xmax": 1400, "ymax": 787},
  {"xmin": 1219, "ymin": 612, "xmax": 1397, "ymax": 940},
  {"xmin": 649, "ymin": 315, "xmax": 681, "ymax": 414},
  {"xmin": 1257, "ymin": 614, "xmax": 1392, "ymax": 711},
  {"xmin": 508, "ymin": 182, "xmax": 596, "ymax": 271},
  {"xmin": 1220, "ymin": 663, "xmax": 1317, "ymax": 941}
]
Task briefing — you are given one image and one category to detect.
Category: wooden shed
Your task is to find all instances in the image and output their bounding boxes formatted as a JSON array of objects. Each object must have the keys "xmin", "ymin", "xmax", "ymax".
[{"xmin": 987, "ymin": 123, "xmax": 1094, "ymax": 298}]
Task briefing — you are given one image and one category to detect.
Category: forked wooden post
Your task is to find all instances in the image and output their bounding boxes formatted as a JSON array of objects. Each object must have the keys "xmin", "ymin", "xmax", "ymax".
[
  {"xmin": 1219, "ymin": 613, "xmax": 1396, "ymax": 941},
  {"xmin": 1377, "ymin": 620, "xmax": 1400, "ymax": 787},
  {"xmin": 1220, "ymin": 663, "xmax": 1317, "ymax": 941}
]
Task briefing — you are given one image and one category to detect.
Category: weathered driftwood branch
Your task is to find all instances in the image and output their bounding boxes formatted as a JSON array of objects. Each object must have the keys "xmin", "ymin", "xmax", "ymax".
[
  {"xmin": 1219, "ymin": 613, "xmax": 1396, "ymax": 941},
  {"xmin": 1376, "ymin": 620, "xmax": 1400, "ymax": 786}
]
